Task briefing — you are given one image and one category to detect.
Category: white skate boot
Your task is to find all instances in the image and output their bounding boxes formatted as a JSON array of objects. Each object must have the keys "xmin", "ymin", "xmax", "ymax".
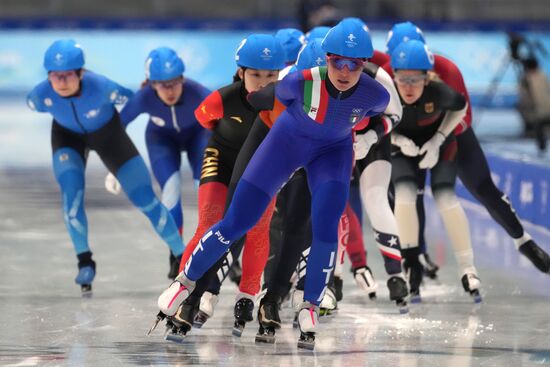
[
  {"xmin": 353, "ymin": 266, "xmax": 378, "ymax": 300},
  {"xmin": 319, "ymin": 287, "xmax": 337, "ymax": 317},
  {"xmin": 297, "ymin": 301, "xmax": 319, "ymax": 350},
  {"xmin": 157, "ymin": 273, "xmax": 196, "ymax": 317},
  {"xmin": 461, "ymin": 267, "xmax": 482, "ymax": 303},
  {"xmin": 193, "ymin": 291, "xmax": 219, "ymax": 328},
  {"xmin": 291, "ymin": 289, "xmax": 304, "ymax": 328}
]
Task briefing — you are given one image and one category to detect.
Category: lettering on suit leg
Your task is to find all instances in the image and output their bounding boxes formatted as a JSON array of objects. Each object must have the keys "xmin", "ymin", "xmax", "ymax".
[
  {"xmin": 322, "ymin": 251, "xmax": 336, "ymax": 284},
  {"xmin": 214, "ymin": 230, "xmax": 230, "ymax": 245},
  {"xmin": 185, "ymin": 230, "xmax": 213, "ymax": 275},
  {"xmin": 200, "ymin": 147, "xmax": 220, "ymax": 179},
  {"xmin": 317, "ymin": 251, "xmax": 336, "ymax": 303}
]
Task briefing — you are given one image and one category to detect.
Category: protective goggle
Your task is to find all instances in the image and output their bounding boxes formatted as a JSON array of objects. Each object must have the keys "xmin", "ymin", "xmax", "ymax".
[
  {"xmin": 327, "ymin": 55, "xmax": 365, "ymax": 72},
  {"xmin": 48, "ymin": 71, "xmax": 79, "ymax": 82},
  {"xmin": 393, "ymin": 74, "xmax": 428, "ymax": 86},
  {"xmin": 152, "ymin": 77, "xmax": 183, "ymax": 89}
]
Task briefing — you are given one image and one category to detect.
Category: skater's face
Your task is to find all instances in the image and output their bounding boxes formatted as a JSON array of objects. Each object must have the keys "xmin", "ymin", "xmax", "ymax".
[
  {"xmin": 393, "ymin": 70, "xmax": 428, "ymax": 104},
  {"xmin": 48, "ymin": 70, "xmax": 82, "ymax": 97},
  {"xmin": 326, "ymin": 55, "xmax": 364, "ymax": 92},
  {"xmin": 238, "ymin": 68, "xmax": 279, "ymax": 93},
  {"xmin": 152, "ymin": 76, "xmax": 184, "ymax": 106}
]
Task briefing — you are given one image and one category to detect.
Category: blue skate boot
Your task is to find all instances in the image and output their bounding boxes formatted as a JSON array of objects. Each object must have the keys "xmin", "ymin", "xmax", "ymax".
[{"xmin": 75, "ymin": 251, "xmax": 96, "ymax": 295}]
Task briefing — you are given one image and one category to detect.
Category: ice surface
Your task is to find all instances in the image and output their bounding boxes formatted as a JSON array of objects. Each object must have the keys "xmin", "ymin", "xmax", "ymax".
[{"xmin": 1, "ymin": 168, "xmax": 549, "ymax": 366}]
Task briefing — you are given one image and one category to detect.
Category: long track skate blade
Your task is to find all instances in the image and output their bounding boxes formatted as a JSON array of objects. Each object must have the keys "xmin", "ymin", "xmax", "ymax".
[
  {"xmin": 297, "ymin": 340, "xmax": 315, "ymax": 350},
  {"xmin": 232, "ymin": 325, "xmax": 244, "ymax": 337},
  {"xmin": 471, "ymin": 291, "xmax": 483, "ymax": 304},
  {"xmin": 193, "ymin": 311, "xmax": 209, "ymax": 328},
  {"xmin": 193, "ymin": 321, "xmax": 204, "ymax": 329},
  {"xmin": 164, "ymin": 332, "xmax": 186, "ymax": 343},
  {"xmin": 81, "ymin": 284, "xmax": 92, "ymax": 298},
  {"xmin": 255, "ymin": 333, "xmax": 276, "ymax": 344},
  {"xmin": 146, "ymin": 312, "xmax": 166, "ymax": 336},
  {"xmin": 396, "ymin": 299, "xmax": 409, "ymax": 314},
  {"xmin": 298, "ymin": 332, "xmax": 315, "ymax": 350}
]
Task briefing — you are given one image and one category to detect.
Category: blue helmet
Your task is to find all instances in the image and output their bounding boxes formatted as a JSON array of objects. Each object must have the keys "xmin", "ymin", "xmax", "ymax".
[
  {"xmin": 386, "ymin": 21, "xmax": 426, "ymax": 55},
  {"xmin": 340, "ymin": 17, "xmax": 368, "ymax": 28},
  {"xmin": 304, "ymin": 26, "xmax": 331, "ymax": 43},
  {"xmin": 235, "ymin": 34, "xmax": 286, "ymax": 70},
  {"xmin": 321, "ymin": 20, "xmax": 373, "ymax": 59},
  {"xmin": 275, "ymin": 28, "xmax": 304, "ymax": 63},
  {"xmin": 43, "ymin": 39, "xmax": 85, "ymax": 71},
  {"xmin": 390, "ymin": 40, "xmax": 434, "ymax": 70},
  {"xmin": 145, "ymin": 47, "xmax": 185, "ymax": 81},
  {"xmin": 296, "ymin": 39, "xmax": 327, "ymax": 71}
]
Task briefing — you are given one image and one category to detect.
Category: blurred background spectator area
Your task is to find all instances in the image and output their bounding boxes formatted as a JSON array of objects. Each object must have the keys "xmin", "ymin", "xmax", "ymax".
[{"xmin": 0, "ymin": 0, "xmax": 549, "ymax": 28}]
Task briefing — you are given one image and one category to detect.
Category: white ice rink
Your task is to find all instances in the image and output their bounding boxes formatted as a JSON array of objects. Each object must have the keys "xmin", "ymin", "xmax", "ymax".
[{"xmin": 1, "ymin": 101, "xmax": 549, "ymax": 366}]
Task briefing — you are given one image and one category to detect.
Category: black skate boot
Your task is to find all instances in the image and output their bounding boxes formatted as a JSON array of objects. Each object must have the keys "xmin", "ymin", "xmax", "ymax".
[
  {"xmin": 76, "ymin": 251, "xmax": 96, "ymax": 296},
  {"xmin": 402, "ymin": 248, "xmax": 423, "ymax": 304},
  {"xmin": 165, "ymin": 297, "xmax": 199, "ymax": 343},
  {"xmin": 421, "ymin": 253, "xmax": 439, "ymax": 280},
  {"xmin": 519, "ymin": 240, "xmax": 550, "ymax": 274},
  {"xmin": 334, "ymin": 275, "xmax": 344, "ymax": 301},
  {"xmin": 233, "ymin": 295, "xmax": 254, "ymax": 337},
  {"xmin": 255, "ymin": 298, "xmax": 282, "ymax": 344},
  {"xmin": 387, "ymin": 275, "xmax": 409, "ymax": 314},
  {"xmin": 168, "ymin": 253, "xmax": 182, "ymax": 280},
  {"xmin": 461, "ymin": 268, "xmax": 482, "ymax": 304}
]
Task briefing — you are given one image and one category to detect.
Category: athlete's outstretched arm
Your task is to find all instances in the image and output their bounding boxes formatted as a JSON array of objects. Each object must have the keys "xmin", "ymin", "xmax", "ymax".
[{"xmin": 119, "ymin": 89, "xmax": 146, "ymax": 128}]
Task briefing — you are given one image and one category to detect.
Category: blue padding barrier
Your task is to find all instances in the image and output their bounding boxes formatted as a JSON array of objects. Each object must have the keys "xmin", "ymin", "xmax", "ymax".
[{"xmin": 456, "ymin": 151, "xmax": 550, "ymax": 229}]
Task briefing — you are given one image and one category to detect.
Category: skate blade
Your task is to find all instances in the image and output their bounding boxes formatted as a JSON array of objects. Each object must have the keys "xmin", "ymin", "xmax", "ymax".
[
  {"xmin": 297, "ymin": 340, "xmax": 315, "ymax": 350},
  {"xmin": 410, "ymin": 294, "xmax": 422, "ymax": 304},
  {"xmin": 81, "ymin": 284, "xmax": 92, "ymax": 298},
  {"xmin": 368, "ymin": 292, "xmax": 377, "ymax": 300},
  {"xmin": 164, "ymin": 332, "xmax": 186, "ymax": 343},
  {"xmin": 193, "ymin": 321, "xmax": 204, "ymax": 329},
  {"xmin": 193, "ymin": 312, "xmax": 209, "ymax": 328},
  {"xmin": 393, "ymin": 299, "xmax": 408, "ymax": 314},
  {"xmin": 232, "ymin": 326, "xmax": 244, "ymax": 337},
  {"xmin": 255, "ymin": 334, "xmax": 275, "ymax": 344},
  {"xmin": 145, "ymin": 312, "xmax": 165, "ymax": 336},
  {"xmin": 81, "ymin": 291, "xmax": 93, "ymax": 299},
  {"xmin": 471, "ymin": 291, "xmax": 482, "ymax": 304}
]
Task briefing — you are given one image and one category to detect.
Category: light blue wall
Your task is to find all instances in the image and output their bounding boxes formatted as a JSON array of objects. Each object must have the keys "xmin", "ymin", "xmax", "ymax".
[
  {"xmin": 1, "ymin": 29, "xmax": 549, "ymax": 102},
  {"xmin": 0, "ymin": 30, "xmax": 251, "ymax": 92}
]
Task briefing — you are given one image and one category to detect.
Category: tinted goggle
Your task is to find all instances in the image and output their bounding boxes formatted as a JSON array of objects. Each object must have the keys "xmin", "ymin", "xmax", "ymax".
[
  {"xmin": 48, "ymin": 70, "xmax": 80, "ymax": 82},
  {"xmin": 394, "ymin": 74, "xmax": 428, "ymax": 86},
  {"xmin": 152, "ymin": 77, "xmax": 183, "ymax": 89},
  {"xmin": 327, "ymin": 56, "xmax": 365, "ymax": 72}
]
